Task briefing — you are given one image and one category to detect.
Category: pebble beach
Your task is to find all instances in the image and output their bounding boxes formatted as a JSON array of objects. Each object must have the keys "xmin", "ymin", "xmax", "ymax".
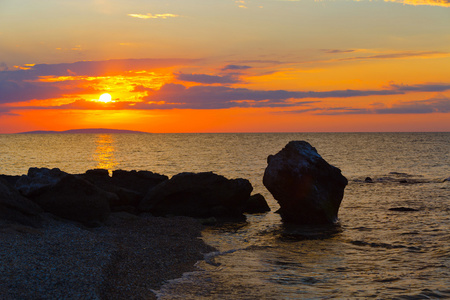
[{"xmin": 0, "ymin": 213, "xmax": 215, "ymax": 299}]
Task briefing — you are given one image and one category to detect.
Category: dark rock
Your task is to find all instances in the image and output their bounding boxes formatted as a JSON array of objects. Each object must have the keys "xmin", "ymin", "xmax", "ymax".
[
  {"xmin": 33, "ymin": 174, "xmax": 114, "ymax": 226},
  {"xmin": 443, "ymin": 177, "xmax": 450, "ymax": 182},
  {"xmin": 78, "ymin": 169, "xmax": 142, "ymax": 210},
  {"xmin": 364, "ymin": 177, "xmax": 373, "ymax": 183},
  {"xmin": 0, "ymin": 175, "xmax": 21, "ymax": 186},
  {"xmin": 263, "ymin": 141, "xmax": 348, "ymax": 224},
  {"xmin": 243, "ymin": 193, "xmax": 270, "ymax": 214},
  {"xmin": 388, "ymin": 207, "xmax": 419, "ymax": 212},
  {"xmin": 15, "ymin": 167, "xmax": 67, "ymax": 197},
  {"xmin": 139, "ymin": 172, "xmax": 253, "ymax": 221},
  {"xmin": 0, "ymin": 178, "xmax": 43, "ymax": 227},
  {"xmin": 112, "ymin": 170, "xmax": 169, "ymax": 197}
]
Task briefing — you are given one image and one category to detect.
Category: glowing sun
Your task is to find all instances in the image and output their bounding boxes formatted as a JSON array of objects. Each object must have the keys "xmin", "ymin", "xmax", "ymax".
[{"xmin": 99, "ymin": 93, "xmax": 112, "ymax": 103}]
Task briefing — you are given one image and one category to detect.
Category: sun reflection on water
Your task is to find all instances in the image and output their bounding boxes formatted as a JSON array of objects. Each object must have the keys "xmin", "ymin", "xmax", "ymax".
[{"xmin": 93, "ymin": 134, "xmax": 118, "ymax": 173}]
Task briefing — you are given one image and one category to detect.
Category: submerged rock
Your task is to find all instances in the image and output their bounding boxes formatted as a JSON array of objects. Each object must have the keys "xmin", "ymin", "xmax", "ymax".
[
  {"xmin": 263, "ymin": 141, "xmax": 348, "ymax": 224},
  {"xmin": 139, "ymin": 172, "xmax": 253, "ymax": 221},
  {"xmin": 0, "ymin": 178, "xmax": 43, "ymax": 227},
  {"xmin": 243, "ymin": 193, "xmax": 271, "ymax": 214}
]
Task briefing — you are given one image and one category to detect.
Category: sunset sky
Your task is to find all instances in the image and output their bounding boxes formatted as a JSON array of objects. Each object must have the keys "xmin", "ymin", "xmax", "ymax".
[{"xmin": 0, "ymin": 0, "xmax": 449, "ymax": 133}]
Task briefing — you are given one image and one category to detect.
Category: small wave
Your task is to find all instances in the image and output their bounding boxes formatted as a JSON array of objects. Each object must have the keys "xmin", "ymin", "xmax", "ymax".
[
  {"xmin": 349, "ymin": 240, "xmax": 421, "ymax": 251},
  {"xmin": 391, "ymin": 288, "xmax": 450, "ymax": 299}
]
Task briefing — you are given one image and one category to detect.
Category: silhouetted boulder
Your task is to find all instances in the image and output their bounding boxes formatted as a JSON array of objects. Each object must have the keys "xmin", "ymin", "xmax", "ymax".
[
  {"xmin": 33, "ymin": 174, "xmax": 114, "ymax": 226},
  {"xmin": 0, "ymin": 178, "xmax": 43, "ymax": 227},
  {"xmin": 79, "ymin": 169, "xmax": 142, "ymax": 211},
  {"xmin": 243, "ymin": 193, "xmax": 270, "ymax": 214},
  {"xmin": 112, "ymin": 170, "xmax": 169, "ymax": 197},
  {"xmin": 15, "ymin": 167, "xmax": 67, "ymax": 197},
  {"xmin": 139, "ymin": 172, "xmax": 253, "ymax": 221},
  {"xmin": 263, "ymin": 141, "xmax": 348, "ymax": 224},
  {"xmin": 0, "ymin": 175, "xmax": 21, "ymax": 186}
]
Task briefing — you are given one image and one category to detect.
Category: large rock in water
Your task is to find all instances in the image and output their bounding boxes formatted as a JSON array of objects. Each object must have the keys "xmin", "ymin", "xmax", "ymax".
[
  {"xmin": 139, "ymin": 172, "xmax": 253, "ymax": 221},
  {"xmin": 263, "ymin": 141, "xmax": 348, "ymax": 224},
  {"xmin": 0, "ymin": 178, "xmax": 43, "ymax": 227}
]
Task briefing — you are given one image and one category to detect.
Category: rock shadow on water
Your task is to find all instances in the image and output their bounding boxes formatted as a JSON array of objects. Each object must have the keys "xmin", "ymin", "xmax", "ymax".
[{"xmin": 278, "ymin": 222, "xmax": 343, "ymax": 241}]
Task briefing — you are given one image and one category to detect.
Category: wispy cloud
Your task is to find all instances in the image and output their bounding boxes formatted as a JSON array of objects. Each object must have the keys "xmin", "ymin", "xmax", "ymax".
[
  {"xmin": 278, "ymin": 0, "xmax": 450, "ymax": 7},
  {"xmin": 221, "ymin": 64, "xmax": 252, "ymax": 71},
  {"xmin": 335, "ymin": 51, "xmax": 449, "ymax": 62},
  {"xmin": 322, "ymin": 49, "xmax": 357, "ymax": 54},
  {"xmin": 235, "ymin": 0, "xmax": 248, "ymax": 8},
  {"xmin": 384, "ymin": 0, "xmax": 450, "ymax": 7},
  {"xmin": 176, "ymin": 73, "xmax": 241, "ymax": 84},
  {"xmin": 311, "ymin": 96, "xmax": 450, "ymax": 115},
  {"xmin": 128, "ymin": 13, "xmax": 179, "ymax": 19}
]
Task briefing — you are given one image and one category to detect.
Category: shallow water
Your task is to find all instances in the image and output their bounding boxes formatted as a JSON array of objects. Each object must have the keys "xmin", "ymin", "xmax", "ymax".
[{"xmin": 0, "ymin": 132, "xmax": 449, "ymax": 298}]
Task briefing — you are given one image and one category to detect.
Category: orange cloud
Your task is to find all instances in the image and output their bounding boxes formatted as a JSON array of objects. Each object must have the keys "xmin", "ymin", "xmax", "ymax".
[
  {"xmin": 127, "ymin": 13, "xmax": 179, "ymax": 19},
  {"xmin": 384, "ymin": 0, "xmax": 450, "ymax": 7}
]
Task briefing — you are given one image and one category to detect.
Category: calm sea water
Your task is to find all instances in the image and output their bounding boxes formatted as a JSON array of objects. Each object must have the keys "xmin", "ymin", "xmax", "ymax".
[{"xmin": 0, "ymin": 133, "xmax": 449, "ymax": 299}]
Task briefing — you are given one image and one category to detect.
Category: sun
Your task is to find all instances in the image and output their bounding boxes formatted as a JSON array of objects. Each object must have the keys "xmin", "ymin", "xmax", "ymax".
[{"xmin": 99, "ymin": 93, "xmax": 112, "ymax": 103}]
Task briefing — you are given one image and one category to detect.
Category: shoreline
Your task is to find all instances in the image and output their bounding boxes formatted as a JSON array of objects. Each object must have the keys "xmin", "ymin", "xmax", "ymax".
[{"xmin": 0, "ymin": 213, "xmax": 215, "ymax": 299}]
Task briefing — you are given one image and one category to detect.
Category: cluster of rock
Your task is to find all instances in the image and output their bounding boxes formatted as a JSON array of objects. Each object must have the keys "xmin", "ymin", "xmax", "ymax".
[
  {"xmin": 0, "ymin": 168, "xmax": 270, "ymax": 228},
  {"xmin": 1, "ymin": 140, "xmax": 349, "ymax": 228}
]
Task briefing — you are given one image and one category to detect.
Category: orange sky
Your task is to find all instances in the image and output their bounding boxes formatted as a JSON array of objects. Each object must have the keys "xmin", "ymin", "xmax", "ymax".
[{"xmin": 0, "ymin": 0, "xmax": 449, "ymax": 133}]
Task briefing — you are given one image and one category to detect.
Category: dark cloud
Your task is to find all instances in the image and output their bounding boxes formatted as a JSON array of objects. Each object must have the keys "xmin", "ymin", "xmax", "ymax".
[
  {"xmin": 221, "ymin": 64, "xmax": 252, "ymax": 71},
  {"xmin": 323, "ymin": 49, "xmax": 356, "ymax": 54},
  {"xmin": 0, "ymin": 80, "xmax": 98, "ymax": 104},
  {"xmin": 139, "ymin": 83, "xmax": 407, "ymax": 109},
  {"xmin": 0, "ymin": 80, "xmax": 65, "ymax": 103},
  {"xmin": 0, "ymin": 62, "xmax": 8, "ymax": 72},
  {"xmin": 176, "ymin": 73, "xmax": 241, "ymax": 84},
  {"xmin": 390, "ymin": 83, "xmax": 450, "ymax": 93},
  {"xmin": 0, "ymin": 58, "xmax": 196, "ymax": 82},
  {"xmin": 0, "ymin": 58, "xmax": 194, "ymax": 104},
  {"xmin": 316, "ymin": 96, "xmax": 450, "ymax": 115}
]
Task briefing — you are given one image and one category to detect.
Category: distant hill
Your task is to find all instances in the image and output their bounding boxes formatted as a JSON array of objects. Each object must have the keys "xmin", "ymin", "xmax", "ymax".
[{"xmin": 18, "ymin": 128, "xmax": 149, "ymax": 134}]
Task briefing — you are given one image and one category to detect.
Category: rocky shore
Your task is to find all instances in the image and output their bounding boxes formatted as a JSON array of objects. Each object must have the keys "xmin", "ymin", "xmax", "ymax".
[
  {"xmin": 0, "ymin": 140, "xmax": 349, "ymax": 298},
  {"xmin": 0, "ymin": 167, "xmax": 265, "ymax": 299}
]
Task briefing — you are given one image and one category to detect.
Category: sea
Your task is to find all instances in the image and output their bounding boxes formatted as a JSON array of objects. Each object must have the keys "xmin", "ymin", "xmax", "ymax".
[{"xmin": 0, "ymin": 132, "xmax": 449, "ymax": 299}]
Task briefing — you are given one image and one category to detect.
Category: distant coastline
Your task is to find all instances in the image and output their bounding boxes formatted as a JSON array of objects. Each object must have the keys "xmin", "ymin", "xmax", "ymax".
[{"xmin": 17, "ymin": 128, "xmax": 149, "ymax": 134}]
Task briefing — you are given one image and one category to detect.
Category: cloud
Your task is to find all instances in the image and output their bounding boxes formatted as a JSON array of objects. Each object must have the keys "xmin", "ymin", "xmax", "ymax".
[
  {"xmin": 315, "ymin": 96, "xmax": 450, "ymax": 115},
  {"xmin": 384, "ymin": 0, "xmax": 450, "ymax": 7},
  {"xmin": 176, "ymin": 73, "xmax": 241, "ymax": 84},
  {"xmin": 137, "ymin": 83, "xmax": 410, "ymax": 109},
  {"xmin": 280, "ymin": 0, "xmax": 449, "ymax": 7},
  {"xmin": 221, "ymin": 64, "xmax": 252, "ymax": 71},
  {"xmin": 0, "ymin": 62, "xmax": 8, "ymax": 72},
  {"xmin": 323, "ymin": 49, "xmax": 356, "ymax": 54},
  {"xmin": 128, "ymin": 13, "xmax": 179, "ymax": 19},
  {"xmin": 390, "ymin": 83, "xmax": 450, "ymax": 93},
  {"xmin": 0, "ymin": 58, "xmax": 194, "ymax": 81},
  {"xmin": 0, "ymin": 58, "xmax": 195, "ymax": 103},
  {"xmin": 336, "ymin": 51, "xmax": 449, "ymax": 62}
]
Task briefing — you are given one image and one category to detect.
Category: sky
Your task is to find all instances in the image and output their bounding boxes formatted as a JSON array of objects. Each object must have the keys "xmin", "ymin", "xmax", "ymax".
[{"xmin": 0, "ymin": 0, "xmax": 449, "ymax": 133}]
